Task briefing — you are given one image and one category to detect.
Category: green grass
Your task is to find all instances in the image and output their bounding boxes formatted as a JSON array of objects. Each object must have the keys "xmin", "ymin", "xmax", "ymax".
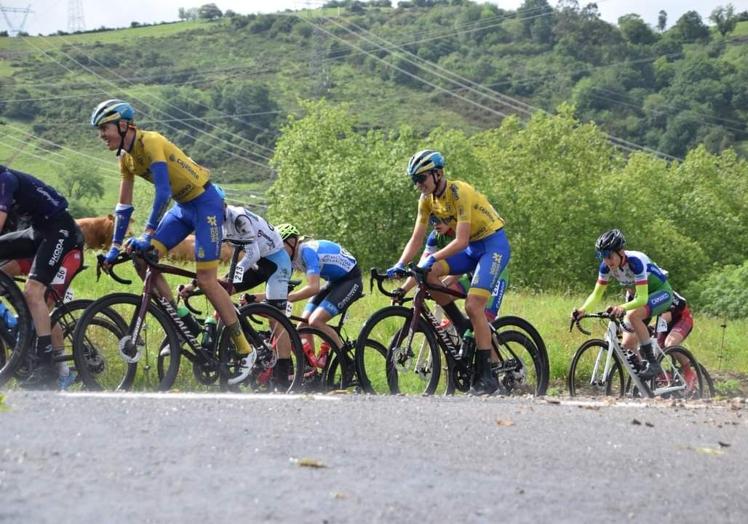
[{"xmin": 63, "ymin": 255, "xmax": 748, "ymax": 394}]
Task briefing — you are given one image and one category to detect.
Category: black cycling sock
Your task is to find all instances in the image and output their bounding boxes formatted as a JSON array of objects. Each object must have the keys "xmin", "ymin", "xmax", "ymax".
[{"xmin": 441, "ymin": 302, "xmax": 470, "ymax": 333}]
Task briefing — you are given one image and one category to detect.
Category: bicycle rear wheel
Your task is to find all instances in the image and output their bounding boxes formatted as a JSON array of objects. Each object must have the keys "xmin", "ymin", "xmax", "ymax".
[
  {"xmin": 72, "ymin": 293, "xmax": 179, "ymax": 391},
  {"xmin": 219, "ymin": 302, "xmax": 303, "ymax": 393},
  {"xmin": 654, "ymin": 345, "xmax": 703, "ymax": 400},
  {"xmin": 0, "ymin": 271, "xmax": 33, "ymax": 387},
  {"xmin": 324, "ymin": 340, "xmax": 363, "ymax": 392},
  {"xmin": 355, "ymin": 305, "xmax": 441, "ymax": 395},
  {"xmin": 491, "ymin": 329, "xmax": 544, "ymax": 396},
  {"xmin": 568, "ymin": 339, "xmax": 625, "ymax": 397},
  {"xmin": 493, "ymin": 316, "xmax": 549, "ymax": 394}
]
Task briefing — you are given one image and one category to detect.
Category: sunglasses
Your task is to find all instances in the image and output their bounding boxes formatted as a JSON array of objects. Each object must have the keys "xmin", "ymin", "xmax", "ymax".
[
  {"xmin": 410, "ymin": 172, "xmax": 429, "ymax": 185},
  {"xmin": 595, "ymin": 249, "xmax": 612, "ymax": 261}
]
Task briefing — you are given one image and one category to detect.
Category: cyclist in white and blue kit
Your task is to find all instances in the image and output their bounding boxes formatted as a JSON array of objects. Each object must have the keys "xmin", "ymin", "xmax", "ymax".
[{"xmin": 277, "ymin": 224, "xmax": 363, "ymax": 362}]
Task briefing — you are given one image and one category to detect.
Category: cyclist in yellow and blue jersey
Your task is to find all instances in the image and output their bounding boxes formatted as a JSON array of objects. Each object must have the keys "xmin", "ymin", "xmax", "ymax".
[
  {"xmin": 387, "ymin": 150, "xmax": 510, "ymax": 396},
  {"xmin": 92, "ymin": 99, "xmax": 256, "ymax": 382}
]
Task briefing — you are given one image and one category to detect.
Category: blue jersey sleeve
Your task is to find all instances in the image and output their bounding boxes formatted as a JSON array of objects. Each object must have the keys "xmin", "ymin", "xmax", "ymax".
[
  {"xmin": 146, "ymin": 162, "xmax": 172, "ymax": 231},
  {"xmin": 301, "ymin": 245, "xmax": 320, "ymax": 276}
]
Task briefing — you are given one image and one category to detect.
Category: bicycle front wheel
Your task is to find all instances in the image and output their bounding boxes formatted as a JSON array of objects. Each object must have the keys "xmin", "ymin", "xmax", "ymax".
[
  {"xmin": 355, "ymin": 306, "xmax": 441, "ymax": 395},
  {"xmin": 0, "ymin": 270, "xmax": 33, "ymax": 387},
  {"xmin": 72, "ymin": 293, "xmax": 180, "ymax": 391},
  {"xmin": 568, "ymin": 339, "xmax": 625, "ymax": 398}
]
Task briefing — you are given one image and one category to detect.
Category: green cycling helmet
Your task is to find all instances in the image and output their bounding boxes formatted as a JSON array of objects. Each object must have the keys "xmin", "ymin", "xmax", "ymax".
[{"xmin": 276, "ymin": 223, "xmax": 300, "ymax": 241}]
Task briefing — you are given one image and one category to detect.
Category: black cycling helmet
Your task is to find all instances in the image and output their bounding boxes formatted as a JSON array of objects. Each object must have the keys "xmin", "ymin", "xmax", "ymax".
[{"xmin": 595, "ymin": 229, "xmax": 625, "ymax": 258}]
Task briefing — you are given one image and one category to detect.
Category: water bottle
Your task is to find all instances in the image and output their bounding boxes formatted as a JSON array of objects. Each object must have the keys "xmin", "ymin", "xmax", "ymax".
[
  {"xmin": 176, "ymin": 305, "xmax": 201, "ymax": 336},
  {"xmin": 460, "ymin": 329, "xmax": 475, "ymax": 363},
  {"xmin": 202, "ymin": 316, "xmax": 217, "ymax": 350},
  {"xmin": 0, "ymin": 302, "xmax": 17, "ymax": 329}
]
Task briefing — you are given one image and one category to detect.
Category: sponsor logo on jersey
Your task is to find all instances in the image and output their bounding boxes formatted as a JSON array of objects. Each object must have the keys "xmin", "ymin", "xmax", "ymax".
[{"xmin": 49, "ymin": 237, "xmax": 65, "ymax": 266}]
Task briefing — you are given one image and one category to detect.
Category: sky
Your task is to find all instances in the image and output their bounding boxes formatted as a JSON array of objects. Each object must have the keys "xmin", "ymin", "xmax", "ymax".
[{"xmin": 2, "ymin": 0, "xmax": 747, "ymax": 36}]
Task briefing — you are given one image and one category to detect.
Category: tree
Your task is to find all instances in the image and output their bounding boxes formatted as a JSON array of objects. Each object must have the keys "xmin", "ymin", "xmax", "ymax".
[
  {"xmin": 657, "ymin": 10, "xmax": 667, "ymax": 31},
  {"xmin": 178, "ymin": 7, "xmax": 198, "ymax": 21},
  {"xmin": 198, "ymin": 3, "xmax": 223, "ymax": 20},
  {"xmin": 56, "ymin": 158, "xmax": 104, "ymax": 218},
  {"xmin": 671, "ymin": 11, "xmax": 710, "ymax": 43},
  {"xmin": 618, "ymin": 14, "xmax": 657, "ymax": 45},
  {"xmin": 710, "ymin": 4, "xmax": 738, "ymax": 37}
]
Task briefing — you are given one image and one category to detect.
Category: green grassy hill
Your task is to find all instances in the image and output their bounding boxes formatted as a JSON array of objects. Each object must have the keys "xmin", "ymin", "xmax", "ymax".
[{"xmin": 1, "ymin": 2, "xmax": 747, "ymax": 219}]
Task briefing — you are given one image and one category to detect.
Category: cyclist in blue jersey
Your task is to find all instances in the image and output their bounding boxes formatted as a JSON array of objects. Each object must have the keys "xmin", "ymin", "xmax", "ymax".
[
  {"xmin": 276, "ymin": 224, "xmax": 362, "ymax": 378},
  {"xmin": 0, "ymin": 165, "xmax": 84, "ymax": 388},
  {"xmin": 572, "ymin": 229, "xmax": 673, "ymax": 380}
]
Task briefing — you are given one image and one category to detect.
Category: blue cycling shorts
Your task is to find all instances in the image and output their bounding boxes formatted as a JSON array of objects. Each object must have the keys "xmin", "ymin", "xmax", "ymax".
[
  {"xmin": 443, "ymin": 229, "xmax": 510, "ymax": 300},
  {"xmin": 152, "ymin": 183, "xmax": 224, "ymax": 269}
]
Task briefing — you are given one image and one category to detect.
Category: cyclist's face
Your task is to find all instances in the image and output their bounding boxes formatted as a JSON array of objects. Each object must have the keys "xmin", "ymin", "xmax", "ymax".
[
  {"xmin": 433, "ymin": 222, "xmax": 451, "ymax": 235},
  {"xmin": 97, "ymin": 122, "xmax": 121, "ymax": 150},
  {"xmin": 602, "ymin": 251, "xmax": 623, "ymax": 270},
  {"xmin": 414, "ymin": 170, "xmax": 437, "ymax": 195}
]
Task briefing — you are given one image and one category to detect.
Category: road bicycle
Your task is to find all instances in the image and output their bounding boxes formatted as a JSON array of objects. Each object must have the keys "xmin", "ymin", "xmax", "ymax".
[
  {"xmin": 357, "ymin": 265, "xmax": 548, "ymax": 396},
  {"xmin": 568, "ymin": 312, "xmax": 707, "ymax": 399},
  {"xmin": 71, "ymin": 250, "xmax": 302, "ymax": 392},
  {"xmin": 0, "ymin": 260, "xmax": 123, "ymax": 389}
]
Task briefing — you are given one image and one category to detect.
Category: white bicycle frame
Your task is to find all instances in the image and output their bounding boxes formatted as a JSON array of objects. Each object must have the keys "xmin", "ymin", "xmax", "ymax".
[{"xmin": 591, "ymin": 318, "xmax": 688, "ymax": 398}]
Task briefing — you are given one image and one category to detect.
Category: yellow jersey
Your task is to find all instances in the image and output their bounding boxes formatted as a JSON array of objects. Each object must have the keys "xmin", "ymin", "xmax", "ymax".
[
  {"xmin": 119, "ymin": 130, "xmax": 210, "ymax": 203},
  {"xmin": 417, "ymin": 180, "xmax": 504, "ymax": 241}
]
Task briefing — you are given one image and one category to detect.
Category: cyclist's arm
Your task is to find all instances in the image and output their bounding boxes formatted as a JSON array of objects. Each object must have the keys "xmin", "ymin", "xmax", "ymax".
[
  {"xmin": 111, "ymin": 177, "xmax": 135, "ymax": 248},
  {"xmin": 145, "ymin": 162, "xmax": 172, "ymax": 234},
  {"xmin": 288, "ymin": 274, "xmax": 321, "ymax": 303},
  {"xmin": 0, "ymin": 171, "xmax": 18, "ymax": 232},
  {"xmin": 619, "ymin": 283, "xmax": 648, "ymax": 311},
  {"xmin": 431, "ymin": 221, "xmax": 469, "ymax": 262},
  {"xmin": 580, "ymin": 281, "xmax": 607, "ymax": 312},
  {"xmin": 0, "ymin": 211, "xmax": 7, "ymax": 233},
  {"xmin": 237, "ymin": 240, "xmax": 261, "ymax": 271}
]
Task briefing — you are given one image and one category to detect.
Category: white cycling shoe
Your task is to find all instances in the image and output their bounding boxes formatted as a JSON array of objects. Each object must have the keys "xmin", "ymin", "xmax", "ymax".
[{"xmin": 228, "ymin": 350, "xmax": 257, "ymax": 386}]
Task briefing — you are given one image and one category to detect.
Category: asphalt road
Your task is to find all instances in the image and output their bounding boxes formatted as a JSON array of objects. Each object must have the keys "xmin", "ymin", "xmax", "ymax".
[{"xmin": 1, "ymin": 391, "xmax": 746, "ymax": 523}]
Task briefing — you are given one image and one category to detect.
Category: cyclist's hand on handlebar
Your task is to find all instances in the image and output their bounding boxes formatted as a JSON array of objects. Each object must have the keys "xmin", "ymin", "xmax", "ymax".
[
  {"xmin": 386, "ymin": 262, "xmax": 408, "ymax": 279},
  {"xmin": 606, "ymin": 305, "xmax": 626, "ymax": 319},
  {"xmin": 417, "ymin": 255, "xmax": 436, "ymax": 271},
  {"xmin": 570, "ymin": 308, "xmax": 583, "ymax": 321},
  {"xmin": 178, "ymin": 282, "xmax": 196, "ymax": 299},
  {"xmin": 103, "ymin": 245, "xmax": 121, "ymax": 266},
  {"xmin": 125, "ymin": 233, "xmax": 153, "ymax": 254}
]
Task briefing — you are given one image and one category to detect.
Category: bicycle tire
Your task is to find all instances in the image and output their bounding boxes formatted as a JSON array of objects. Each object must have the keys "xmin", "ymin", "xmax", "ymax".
[
  {"xmin": 493, "ymin": 316, "xmax": 550, "ymax": 393},
  {"xmin": 219, "ymin": 302, "xmax": 303, "ymax": 393},
  {"xmin": 655, "ymin": 345, "xmax": 704, "ymax": 400},
  {"xmin": 491, "ymin": 329, "xmax": 546, "ymax": 396},
  {"xmin": 72, "ymin": 293, "xmax": 180, "ymax": 391},
  {"xmin": 0, "ymin": 271, "xmax": 34, "ymax": 387},
  {"xmin": 355, "ymin": 305, "xmax": 441, "ymax": 395},
  {"xmin": 568, "ymin": 338, "xmax": 625, "ymax": 397},
  {"xmin": 698, "ymin": 362, "xmax": 716, "ymax": 398}
]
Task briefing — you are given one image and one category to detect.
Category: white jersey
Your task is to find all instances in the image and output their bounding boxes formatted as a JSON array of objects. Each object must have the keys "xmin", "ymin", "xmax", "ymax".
[{"xmin": 223, "ymin": 205, "xmax": 283, "ymax": 270}]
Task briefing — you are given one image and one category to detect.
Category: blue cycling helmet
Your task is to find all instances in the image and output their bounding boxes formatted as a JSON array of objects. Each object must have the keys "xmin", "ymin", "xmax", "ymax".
[
  {"xmin": 91, "ymin": 99, "xmax": 135, "ymax": 127},
  {"xmin": 407, "ymin": 150, "xmax": 445, "ymax": 177},
  {"xmin": 214, "ymin": 184, "xmax": 226, "ymax": 200}
]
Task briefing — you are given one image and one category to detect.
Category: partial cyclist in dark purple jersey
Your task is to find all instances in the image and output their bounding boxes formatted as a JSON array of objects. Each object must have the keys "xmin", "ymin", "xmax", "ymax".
[{"xmin": 0, "ymin": 165, "xmax": 84, "ymax": 389}]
